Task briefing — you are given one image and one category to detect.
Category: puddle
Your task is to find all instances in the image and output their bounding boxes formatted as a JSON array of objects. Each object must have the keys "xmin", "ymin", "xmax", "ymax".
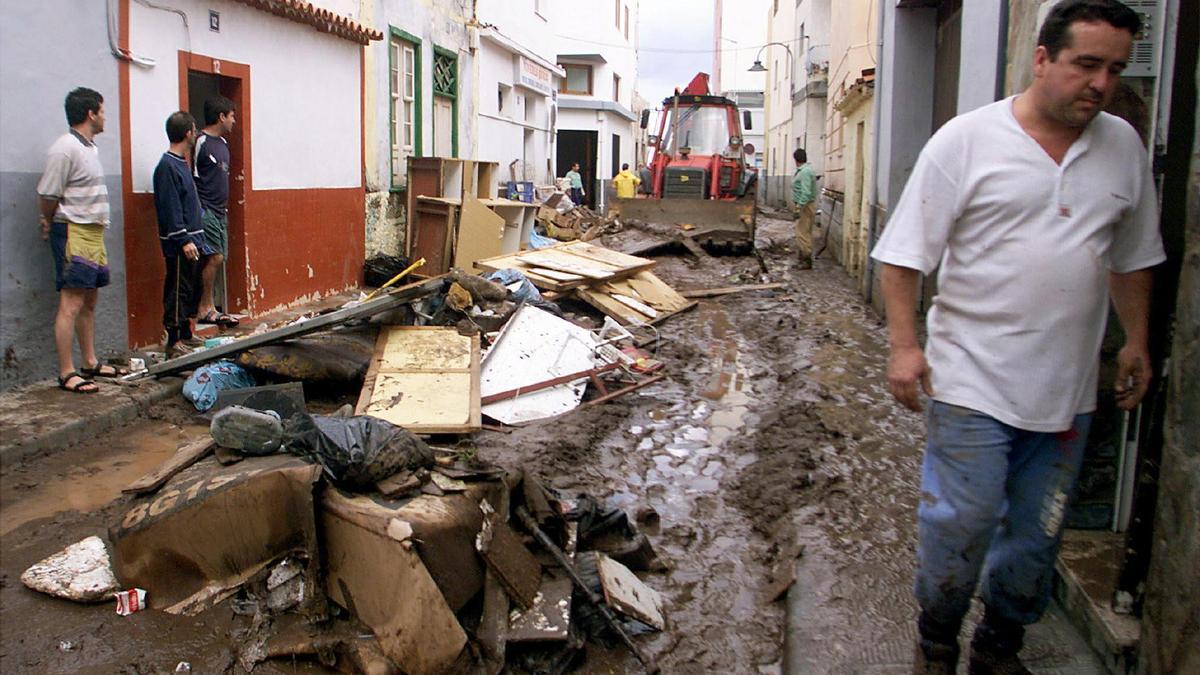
[{"xmin": 0, "ymin": 423, "xmax": 207, "ymax": 536}]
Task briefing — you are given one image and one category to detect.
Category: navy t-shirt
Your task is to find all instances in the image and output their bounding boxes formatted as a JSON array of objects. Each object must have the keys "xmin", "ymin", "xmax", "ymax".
[{"xmin": 193, "ymin": 132, "xmax": 230, "ymax": 213}]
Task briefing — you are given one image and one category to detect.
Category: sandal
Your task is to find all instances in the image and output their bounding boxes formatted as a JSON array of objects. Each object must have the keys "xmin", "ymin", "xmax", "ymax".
[
  {"xmin": 58, "ymin": 371, "xmax": 99, "ymax": 394},
  {"xmin": 199, "ymin": 310, "xmax": 240, "ymax": 328},
  {"xmin": 80, "ymin": 362, "xmax": 128, "ymax": 378}
]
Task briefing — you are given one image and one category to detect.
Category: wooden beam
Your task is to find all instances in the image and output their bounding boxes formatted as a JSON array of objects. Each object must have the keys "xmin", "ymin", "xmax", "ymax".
[
  {"xmin": 123, "ymin": 437, "xmax": 216, "ymax": 495},
  {"xmin": 142, "ymin": 276, "xmax": 447, "ymax": 377},
  {"xmin": 679, "ymin": 282, "xmax": 786, "ymax": 299}
]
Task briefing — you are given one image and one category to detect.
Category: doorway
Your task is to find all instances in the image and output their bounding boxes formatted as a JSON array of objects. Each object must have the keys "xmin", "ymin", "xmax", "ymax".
[
  {"xmin": 556, "ymin": 129, "xmax": 597, "ymax": 207},
  {"xmin": 184, "ymin": 63, "xmax": 248, "ymax": 315}
]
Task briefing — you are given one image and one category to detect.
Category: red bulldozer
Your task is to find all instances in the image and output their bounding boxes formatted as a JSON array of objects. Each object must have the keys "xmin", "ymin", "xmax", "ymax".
[{"xmin": 609, "ymin": 72, "xmax": 758, "ymax": 253}]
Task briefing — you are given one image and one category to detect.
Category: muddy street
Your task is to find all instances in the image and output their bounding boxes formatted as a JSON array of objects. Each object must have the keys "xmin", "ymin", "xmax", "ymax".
[{"xmin": 2, "ymin": 212, "xmax": 929, "ymax": 673}]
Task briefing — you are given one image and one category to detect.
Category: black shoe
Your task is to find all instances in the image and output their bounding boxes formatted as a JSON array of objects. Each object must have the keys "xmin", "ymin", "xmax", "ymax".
[{"xmin": 913, "ymin": 641, "xmax": 959, "ymax": 675}]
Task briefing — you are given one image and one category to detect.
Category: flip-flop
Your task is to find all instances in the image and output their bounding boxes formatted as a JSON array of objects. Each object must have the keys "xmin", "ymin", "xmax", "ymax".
[
  {"xmin": 199, "ymin": 310, "xmax": 240, "ymax": 328},
  {"xmin": 80, "ymin": 362, "xmax": 128, "ymax": 378},
  {"xmin": 58, "ymin": 371, "xmax": 99, "ymax": 394}
]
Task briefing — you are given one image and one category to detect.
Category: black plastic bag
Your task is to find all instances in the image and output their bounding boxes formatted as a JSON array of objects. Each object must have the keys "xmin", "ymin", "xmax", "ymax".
[{"xmin": 285, "ymin": 413, "xmax": 434, "ymax": 489}]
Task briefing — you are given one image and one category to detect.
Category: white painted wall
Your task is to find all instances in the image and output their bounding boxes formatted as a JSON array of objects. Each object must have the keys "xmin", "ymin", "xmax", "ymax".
[
  {"xmin": 549, "ymin": 0, "xmax": 639, "ymax": 110},
  {"xmin": 957, "ymin": 0, "xmax": 1005, "ymax": 114},
  {"xmin": 476, "ymin": 38, "xmax": 556, "ymax": 185},
  {"xmin": 128, "ymin": 0, "xmax": 362, "ymax": 192},
  {"xmin": 717, "ymin": 0, "xmax": 770, "ymax": 95},
  {"xmin": 362, "ymin": 0, "xmax": 475, "ymax": 192}
]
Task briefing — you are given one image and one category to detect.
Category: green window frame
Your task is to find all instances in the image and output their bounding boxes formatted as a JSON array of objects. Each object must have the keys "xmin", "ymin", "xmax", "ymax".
[
  {"xmin": 432, "ymin": 44, "xmax": 458, "ymax": 158},
  {"xmin": 389, "ymin": 27, "xmax": 422, "ymax": 189}
]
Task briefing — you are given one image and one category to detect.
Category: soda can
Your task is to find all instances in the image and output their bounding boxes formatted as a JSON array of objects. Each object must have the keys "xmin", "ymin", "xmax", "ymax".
[{"xmin": 114, "ymin": 588, "xmax": 147, "ymax": 615}]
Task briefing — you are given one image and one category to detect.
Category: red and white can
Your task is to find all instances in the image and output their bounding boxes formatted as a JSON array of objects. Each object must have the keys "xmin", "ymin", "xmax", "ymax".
[{"xmin": 114, "ymin": 588, "xmax": 147, "ymax": 615}]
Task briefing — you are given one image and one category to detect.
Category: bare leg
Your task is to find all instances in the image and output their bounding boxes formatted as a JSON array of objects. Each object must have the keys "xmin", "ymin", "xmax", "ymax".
[
  {"xmin": 76, "ymin": 288, "xmax": 99, "ymax": 368},
  {"xmin": 197, "ymin": 253, "xmax": 224, "ymax": 318},
  {"xmin": 55, "ymin": 289, "xmax": 85, "ymax": 377}
]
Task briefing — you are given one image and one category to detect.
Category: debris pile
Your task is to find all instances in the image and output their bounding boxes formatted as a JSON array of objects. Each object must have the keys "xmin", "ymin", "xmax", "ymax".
[{"xmin": 29, "ymin": 248, "xmax": 698, "ymax": 672}]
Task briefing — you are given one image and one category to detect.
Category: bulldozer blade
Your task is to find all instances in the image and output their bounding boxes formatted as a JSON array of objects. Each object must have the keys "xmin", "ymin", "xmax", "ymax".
[{"xmin": 608, "ymin": 196, "xmax": 757, "ymax": 254}]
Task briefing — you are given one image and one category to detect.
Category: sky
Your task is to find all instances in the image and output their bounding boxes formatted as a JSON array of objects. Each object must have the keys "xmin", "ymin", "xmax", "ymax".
[{"xmin": 637, "ymin": 0, "xmax": 716, "ymax": 108}]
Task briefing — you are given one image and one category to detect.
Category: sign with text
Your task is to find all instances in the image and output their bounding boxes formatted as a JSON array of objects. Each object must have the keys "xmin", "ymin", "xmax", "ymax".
[{"xmin": 515, "ymin": 56, "xmax": 553, "ymax": 96}]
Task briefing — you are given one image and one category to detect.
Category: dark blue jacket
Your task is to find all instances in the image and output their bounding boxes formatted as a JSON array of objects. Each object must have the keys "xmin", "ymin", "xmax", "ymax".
[{"xmin": 153, "ymin": 152, "xmax": 205, "ymax": 257}]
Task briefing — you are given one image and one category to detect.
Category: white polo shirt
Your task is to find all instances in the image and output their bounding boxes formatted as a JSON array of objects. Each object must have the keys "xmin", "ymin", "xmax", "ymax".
[{"xmin": 871, "ymin": 97, "xmax": 1165, "ymax": 432}]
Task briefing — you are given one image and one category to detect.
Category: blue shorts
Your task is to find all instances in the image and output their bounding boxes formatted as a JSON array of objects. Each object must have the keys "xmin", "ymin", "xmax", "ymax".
[{"xmin": 50, "ymin": 221, "xmax": 110, "ymax": 291}]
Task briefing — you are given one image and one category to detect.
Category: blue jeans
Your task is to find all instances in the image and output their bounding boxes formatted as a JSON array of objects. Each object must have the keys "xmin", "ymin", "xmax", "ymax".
[{"xmin": 915, "ymin": 402, "xmax": 1091, "ymax": 651}]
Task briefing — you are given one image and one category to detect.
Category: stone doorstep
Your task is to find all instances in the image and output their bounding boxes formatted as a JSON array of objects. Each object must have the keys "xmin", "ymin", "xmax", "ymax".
[{"xmin": 1054, "ymin": 530, "xmax": 1142, "ymax": 675}]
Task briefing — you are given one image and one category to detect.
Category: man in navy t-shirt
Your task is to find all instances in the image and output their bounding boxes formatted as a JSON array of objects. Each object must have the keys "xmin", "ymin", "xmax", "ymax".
[
  {"xmin": 193, "ymin": 95, "xmax": 238, "ymax": 327},
  {"xmin": 153, "ymin": 111, "xmax": 206, "ymax": 356}
]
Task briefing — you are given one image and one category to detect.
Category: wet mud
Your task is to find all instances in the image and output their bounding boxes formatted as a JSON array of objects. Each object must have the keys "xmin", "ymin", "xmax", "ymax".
[{"xmin": 0, "ymin": 212, "xmax": 924, "ymax": 673}]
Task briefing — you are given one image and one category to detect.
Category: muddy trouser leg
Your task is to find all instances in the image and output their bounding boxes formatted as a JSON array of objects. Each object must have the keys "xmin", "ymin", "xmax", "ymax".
[
  {"xmin": 794, "ymin": 202, "xmax": 815, "ymax": 267},
  {"xmin": 163, "ymin": 254, "xmax": 200, "ymax": 345},
  {"xmin": 973, "ymin": 412, "xmax": 1091, "ymax": 654},
  {"xmin": 914, "ymin": 402, "xmax": 1091, "ymax": 654}
]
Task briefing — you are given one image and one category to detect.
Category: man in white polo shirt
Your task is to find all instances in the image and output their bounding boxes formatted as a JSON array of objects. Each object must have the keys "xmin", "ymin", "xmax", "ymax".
[{"xmin": 869, "ymin": 1, "xmax": 1164, "ymax": 673}]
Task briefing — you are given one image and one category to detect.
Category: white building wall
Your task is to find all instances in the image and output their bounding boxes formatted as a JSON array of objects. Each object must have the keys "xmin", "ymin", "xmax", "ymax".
[
  {"xmin": 476, "ymin": 38, "xmax": 556, "ymax": 185},
  {"xmin": 792, "ymin": 0, "xmax": 831, "ymax": 179},
  {"xmin": 128, "ymin": 0, "xmax": 362, "ymax": 192},
  {"xmin": 476, "ymin": 1, "xmax": 561, "ymax": 187},
  {"xmin": 764, "ymin": 0, "xmax": 797, "ymax": 206},
  {"xmin": 717, "ymin": 0, "xmax": 770, "ymax": 95}
]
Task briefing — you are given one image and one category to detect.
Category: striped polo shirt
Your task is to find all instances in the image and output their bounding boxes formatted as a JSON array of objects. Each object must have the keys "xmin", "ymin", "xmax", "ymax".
[{"xmin": 37, "ymin": 130, "xmax": 110, "ymax": 226}]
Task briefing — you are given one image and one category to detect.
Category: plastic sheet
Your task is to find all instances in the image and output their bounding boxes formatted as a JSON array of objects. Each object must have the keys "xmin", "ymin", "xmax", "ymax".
[{"xmin": 182, "ymin": 360, "xmax": 257, "ymax": 412}]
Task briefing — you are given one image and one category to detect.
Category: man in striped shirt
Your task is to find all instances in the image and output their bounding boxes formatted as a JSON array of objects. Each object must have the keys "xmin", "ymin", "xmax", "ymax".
[{"xmin": 37, "ymin": 87, "xmax": 113, "ymax": 393}]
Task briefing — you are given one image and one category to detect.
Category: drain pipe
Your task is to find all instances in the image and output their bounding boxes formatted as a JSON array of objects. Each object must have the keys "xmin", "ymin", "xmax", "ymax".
[{"xmin": 863, "ymin": 0, "xmax": 887, "ymax": 306}]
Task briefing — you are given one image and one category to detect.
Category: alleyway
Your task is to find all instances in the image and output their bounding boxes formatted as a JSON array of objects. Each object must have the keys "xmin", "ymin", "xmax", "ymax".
[{"xmin": 0, "ymin": 213, "xmax": 1104, "ymax": 673}]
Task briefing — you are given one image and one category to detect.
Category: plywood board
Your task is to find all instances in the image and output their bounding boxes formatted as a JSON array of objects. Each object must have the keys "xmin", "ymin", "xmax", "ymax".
[
  {"xmin": 575, "ymin": 271, "xmax": 697, "ymax": 326},
  {"xmin": 480, "ymin": 305, "xmax": 602, "ymax": 425},
  {"xmin": 475, "ymin": 242, "xmax": 655, "ymax": 292},
  {"xmin": 359, "ymin": 327, "xmax": 481, "ymax": 433},
  {"xmin": 454, "ymin": 195, "xmax": 507, "ymax": 271}
]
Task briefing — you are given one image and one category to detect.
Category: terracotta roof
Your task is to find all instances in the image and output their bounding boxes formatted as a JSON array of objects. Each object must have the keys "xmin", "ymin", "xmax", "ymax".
[{"xmin": 231, "ymin": 0, "xmax": 382, "ymax": 45}]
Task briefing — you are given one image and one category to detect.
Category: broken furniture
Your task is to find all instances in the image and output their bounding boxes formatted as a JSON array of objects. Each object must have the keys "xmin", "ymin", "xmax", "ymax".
[
  {"xmin": 407, "ymin": 156, "xmax": 540, "ymax": 275},
  {"xmin": 356, "ymin": 326, "xmax": 482, "ymax": 433},
  {"xmin": 109, "ymin": 455, "xmax": 322, "ymax": 616}
]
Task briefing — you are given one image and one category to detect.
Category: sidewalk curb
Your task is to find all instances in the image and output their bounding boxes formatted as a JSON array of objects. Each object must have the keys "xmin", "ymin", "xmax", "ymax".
[{"xmin": 0, "ymin": 377, "xmax": 184, "ymax": 463}]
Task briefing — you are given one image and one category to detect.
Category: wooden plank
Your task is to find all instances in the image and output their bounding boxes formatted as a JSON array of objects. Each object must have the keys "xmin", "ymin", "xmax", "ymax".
[
  {"xmin": 527, "ymin": 267, "xmax": 585, "ymax": 282},
  {"xmin": 477, "ymin": 515, "xmax": 541, "ymax": 610},
  {"xmin": 575, "ymin": 271, "xmax": 698, "ymax": 327},
  {"xmin": 575, "ymin": 287, "xmax": 647, "ymax": 325},
  {"xmin": 474, "ymin": 242, "xmax": 655, "ymax": 292},
  {"xmin": 412, "ymin": 201, "xmax": 455, "ymax": 276},
  {"xmin": 361, "ymin": 327, "xmax": 481, "ymax": 433},
  {"xmin": 144, "ymin": 276, "xmax": 447, "ymax": 377},
  {"xmin": 520, "ymin": 252, "xmax": 614, "ymax": 279},
  {"xmin": 453, "ymin": 195, "xmax": 507, "ymax": 271},
  {"xmin": 679, "ymin": 282, "xmax": 787, "ymax": 299},
  {"xmin": 123, "ymin": 437, "xmax": 216, "ymax": 494},
  {"xmin": 559, "ymin": 241, "xmax": 657, "ymax": 270}
]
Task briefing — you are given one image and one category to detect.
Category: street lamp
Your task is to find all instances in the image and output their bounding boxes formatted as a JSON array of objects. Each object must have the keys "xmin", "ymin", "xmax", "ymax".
[{"xmin": 748, "ymin": 41, "xmax": 793, "ymax": 73}]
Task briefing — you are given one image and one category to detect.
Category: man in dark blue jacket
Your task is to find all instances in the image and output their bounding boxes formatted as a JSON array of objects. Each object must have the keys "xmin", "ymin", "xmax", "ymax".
[{"xmin": 152, "ymin": 111, "xmax": 208, "ymax": 357}]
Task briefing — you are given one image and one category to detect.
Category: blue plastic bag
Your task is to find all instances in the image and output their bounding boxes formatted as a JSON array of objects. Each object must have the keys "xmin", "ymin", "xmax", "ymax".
[
  {"xmin": 484, "ymin": 269, "xmax": 543, "ymax": 304},
  {"xmin": 182, "ymin": 360, "xmax": 257, "ymax": 412},
  {"xmin": 528, "ymin": 231, "xmax": 558, "ymax": 249}
]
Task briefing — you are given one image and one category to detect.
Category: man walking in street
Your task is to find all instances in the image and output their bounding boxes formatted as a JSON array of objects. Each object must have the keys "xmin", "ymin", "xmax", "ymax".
[
  {"xmin": 193, "ymin": 95, "xmax": 239, "ymax": 328},
  {"xmin": 153, "ymin": 112, "xmax": 207, "ymax": 358},
  {"xmin": 792, "ymin": 148, "xmax": 817, "ymax": 269},
  {"xmin": 612, "ymin": 162, "xmax": 641, "ymax": 199},
  {"xmin": 37, "ymin": 87, "xmax": 114, "ymax": 393},
  {"xmin": 565, "ymin": 162, "xmax": 585, "ymax": 206},
  {"xmin": 870, "ymin": 2, "xmax": 1163, "ymax": 673}
]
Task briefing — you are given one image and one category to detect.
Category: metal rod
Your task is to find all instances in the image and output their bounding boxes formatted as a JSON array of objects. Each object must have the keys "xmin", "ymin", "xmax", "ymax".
[
  {"xmin": 480, "ymin": 363, "xmax": 621, "ymax": 405},
  {"xmin": 514, "ymin": 506, "xmax": 659, "ymax": 674}
]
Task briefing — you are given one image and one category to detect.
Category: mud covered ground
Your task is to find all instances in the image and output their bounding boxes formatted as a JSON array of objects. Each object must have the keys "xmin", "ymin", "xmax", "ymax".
[{"xmin": 0, "ymin": 212, "xmax": 935, "ymax": 673}]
